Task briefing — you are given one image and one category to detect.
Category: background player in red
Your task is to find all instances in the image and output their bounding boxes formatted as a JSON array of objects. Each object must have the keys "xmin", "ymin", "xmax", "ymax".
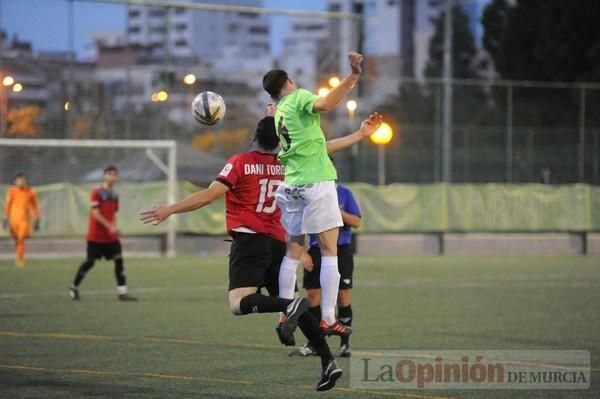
[
  {"xmin": 69, "ymin": 166, "xmax": 137, "ymax": 301},
  {"xmin": 140, "ymin": 107, "xmax": 343, "ymax": 391}
]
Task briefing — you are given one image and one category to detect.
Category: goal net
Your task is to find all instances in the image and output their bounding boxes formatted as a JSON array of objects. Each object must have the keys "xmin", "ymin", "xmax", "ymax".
[{"xmin": 0, "ymin": 139, "xmax": 178, "ymax": 257}]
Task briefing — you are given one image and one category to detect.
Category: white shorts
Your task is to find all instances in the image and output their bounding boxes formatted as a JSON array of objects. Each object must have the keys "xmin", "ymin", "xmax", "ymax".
[{"xmin": 276, "ymin": 180, "xmax": 343, "ymax": 236}]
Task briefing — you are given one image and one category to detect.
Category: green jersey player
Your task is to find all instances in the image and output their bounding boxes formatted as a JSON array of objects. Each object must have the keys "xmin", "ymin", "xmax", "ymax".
[{"xmin": 262, "ymin": 52, "xmax": 372, "ymax": 337}]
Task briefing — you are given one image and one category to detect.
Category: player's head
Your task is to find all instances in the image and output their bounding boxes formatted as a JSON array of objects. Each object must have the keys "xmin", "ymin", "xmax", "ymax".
[
  {"xmin": 252, "ymin": 116, "xmax": 279, "ymax": 152},
  {"xmin": 103, "ymin": 165, "xmax": 119, "ymax": 185},
  {"xmin": 14, "ymin": 173, "xmax": 27, "ymax": 187},
  {"xmin": 262, "ymin": 69, "xmax": 296, "ymax": 100}
]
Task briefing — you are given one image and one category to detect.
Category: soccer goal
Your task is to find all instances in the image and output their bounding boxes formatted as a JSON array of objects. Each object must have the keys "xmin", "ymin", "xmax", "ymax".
[{"xmin": 0, "ymin": 138, "xmax": 178, "ymax": 257}]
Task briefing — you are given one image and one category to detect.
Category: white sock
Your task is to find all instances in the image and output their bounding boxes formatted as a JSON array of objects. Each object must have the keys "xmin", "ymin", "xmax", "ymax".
[
  {"xmin": 320, "ymin": 256, "xmax": 340, "ymax": 324},
  {"xmin": 278, "ymin": 256, "xmax": 299, "ymax": 300},
  {"xmin": 117, "ymin": 285, "xmax": 128, "ymax": 295}
]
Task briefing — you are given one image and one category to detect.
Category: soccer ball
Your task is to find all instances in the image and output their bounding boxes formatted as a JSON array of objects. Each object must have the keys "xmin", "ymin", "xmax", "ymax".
[{"xmin": 191, "ymin": 91, "xmax": 226, "ymax": 125}]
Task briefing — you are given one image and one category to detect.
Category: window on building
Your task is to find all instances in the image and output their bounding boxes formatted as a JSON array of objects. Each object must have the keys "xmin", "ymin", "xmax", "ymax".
[
  {"xmin": 249, "ymin": 26, "xmax": 268, "ymax": 34},
  {"xmin": 128, "ymin": 26, "xmax": 141, "ymax": 34},
  {"xmin": 174, "ymin": 7, "xmax": 186, "ymax": 14},
  {"xmin": 128, "ymin": 9, "xmax": 140, "ymax": 18},
  {"xmin": 149, "ymin": 8, "xmax": 166, "ymax": 17},
  {"xmin": 175, "ymin": 23, "xmax": 187, "ymax": 32},
  {"xmin": 174, "ymin": 39, "xmax": 188, "ymax": 47},
  {"xmin": 150, "ymin": 26, "xmax": 167, "ymax": 34}
]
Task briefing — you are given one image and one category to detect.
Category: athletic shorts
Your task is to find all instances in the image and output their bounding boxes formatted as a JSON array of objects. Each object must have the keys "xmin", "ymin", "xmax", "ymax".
[
  {"xmin": 303, "ymin": 244, "xmax": 354, "ymax": 290},
  {"xmin": 87, "ymin": 241, "xmax": 122, "ymax": 260},
  {"xmin": 275, "ymin": 180, "xmax": 343, "ymax": 236},
  {"xmin": 10, "ymin": 222, "xmax": 31, "ymax": 239},
  {"xmin": 228, "ymin": 232, "xmax": 286, "ymax": 295}
]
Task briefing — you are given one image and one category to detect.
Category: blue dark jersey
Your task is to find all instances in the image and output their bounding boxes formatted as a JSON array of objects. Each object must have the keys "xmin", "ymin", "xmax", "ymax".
[{"xmin": 310, "ymin": 184, "xmax": 361, "ymax": 247}]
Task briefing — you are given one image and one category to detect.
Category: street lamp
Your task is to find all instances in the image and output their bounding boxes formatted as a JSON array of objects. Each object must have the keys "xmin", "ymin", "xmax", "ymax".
[
  {"xmin": 318, "ymin": 87, "xmax": 330, "ymax": 97},
  {"xmin": 12, "ymin": 83, "xmax": 23, "ymax": 93},
  {"xmin": 157, "ymin": 90, "xmax": 169, "ymax": 102},
  {"xmin": 370, "ymin": 122, "xmax": 394, "ymax": 185},
  {"xmin": 183, "ymin": 73, "xmax": 196, "ymax": 85},
  {"xmin": 346, "ymin": 100, "xmax": 357, "ymax": 118},
  {"xmin": 2, "ymin": 76, "xmax": 14, "ymax": 86},
  {"xmin": 328, "ymin": 76, "xmax": 340, "ymax": 88}
]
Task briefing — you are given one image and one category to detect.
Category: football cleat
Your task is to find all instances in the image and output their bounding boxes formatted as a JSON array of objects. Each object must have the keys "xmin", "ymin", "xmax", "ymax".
[
  {"xmin": 316, "ymin": 360, "xmax": 343, "ymax": 391},
  {"xmin": 289, "ymin": 343, "xmax": 318, "ymax": 357},
  {"xmin": 277, "ymin": 298, "xmax": 308, "ymax": 346},
  {"xmin": 69, "ymin": 285, "xmax": 80, "ymax": 301},
  {"xmin": 118, "ymin": 293, "xmax": 138, "ymax": 301},
  {"xmin": 339, "ymin": 344, "xmax": 352, "ymax": 358},
  {"xmin": 320, "ymin": 320, "xmax": 352, "ymax": 337}
]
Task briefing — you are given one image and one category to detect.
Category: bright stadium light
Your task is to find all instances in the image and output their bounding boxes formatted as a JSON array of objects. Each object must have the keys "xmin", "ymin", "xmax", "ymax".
[
  {"xmin": 3, "ymin": 76, "xmax": 14, "ymax": 86},
  {"xmin": 370, "ymin": 122, "xmax": 394, "ymax": 186},
  {"xmin": 318, "ymin": 87, "xmax": 330, "ymax": 97},
  {"xmin": 346, "ymin": 99, "xmax": 357, "ymax": 116},
  {"xmin": 12, "ymin": 83, "xmax": 23, "ymax": 93},
  {"xmin": 157, "ymin": 90, "xmax": 169, "ymax": 102},
  {"xmin": 328, "ymin": 76, "xmax": 340, "ymax": 88},
  {"xmin": 183, "ymin": 73, "xmax": 196, "ymax": 85},
  {"xmin": 370, "ymin": 122, "xmax": 393, "ymax": 145},
  {"xmin": 64, "ymin": 101, "xmax": 70, "ymax": 111}
]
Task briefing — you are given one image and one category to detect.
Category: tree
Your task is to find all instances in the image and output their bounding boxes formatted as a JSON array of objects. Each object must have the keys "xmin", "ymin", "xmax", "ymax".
[
  {"xmin": 7, "ymin": 106, "xmax": 41, "ymax": 137},
  {"xmin": 483, "ymin": 0, "xmax": 600, "ymax": 83}
]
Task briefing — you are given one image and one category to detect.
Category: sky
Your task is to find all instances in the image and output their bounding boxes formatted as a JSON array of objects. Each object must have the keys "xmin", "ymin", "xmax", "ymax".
[{"xmin": 0, "ymin": 0, "xmax": 325, "ymax": 58}]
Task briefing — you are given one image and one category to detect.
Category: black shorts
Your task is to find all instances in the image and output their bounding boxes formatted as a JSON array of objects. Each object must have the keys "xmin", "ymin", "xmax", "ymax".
[
  {"xmin": 228, "ymin": 232, "xmax": 286, "ymax": 295},
  {"xmin": 87, "ymin": 241, "xmax": 122, "ymax": 260},
  {"xmin": 303, "ymin": 244, "xmax": 354, "ymax": 290}
]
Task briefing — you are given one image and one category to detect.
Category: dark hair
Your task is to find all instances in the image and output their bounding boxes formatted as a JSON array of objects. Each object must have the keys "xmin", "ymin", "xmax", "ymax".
[
  {"xmin": 15, "ymin": 173, "xmax": 25, "ymax": 179},
  {"xmin": 104, "ymin": 165, "xmax": 118, "ymax": 174},
  {"xmin": 253, "ymin": 117, "xmax": 279, "ymax": 151},
  {"xmin": 262, "ymin": 69, "xmax": 288, "ymax": 99}
]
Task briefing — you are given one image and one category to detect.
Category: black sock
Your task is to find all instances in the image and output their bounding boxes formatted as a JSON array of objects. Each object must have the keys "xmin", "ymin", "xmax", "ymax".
[
  {"xmin": 338, "ymin": 305, "xmax": 353, "ymax": 346},
  {"xmin": 239, "ymin": 293, "xmax": 291, "ymax": 314},
  {"xmin": 73, "ymin": 259, "xmax": 95, "ymax": 287},
  {"xmin": 308, "ymin": 305, "xmax": 321, "ymax": 322},
  {"xmin": 298, "ymin": 312, "xmax": 334, "ymax": 369},
  {"xmin": 114, "ymin": 257, "xmax": 126, "ymax": 286}
]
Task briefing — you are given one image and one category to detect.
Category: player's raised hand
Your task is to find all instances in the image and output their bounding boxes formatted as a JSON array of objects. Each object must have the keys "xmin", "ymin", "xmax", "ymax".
[
  {"xmin": 139, "ymin": 205, "xmax": 171, "ymax": 225},
  {"xmin": 358, "ymin": 112, "xmax": 383, "ymax": 137},
  {"xmin": 348, "ymin": 51, "xmax": 364, "ymax": 75}
]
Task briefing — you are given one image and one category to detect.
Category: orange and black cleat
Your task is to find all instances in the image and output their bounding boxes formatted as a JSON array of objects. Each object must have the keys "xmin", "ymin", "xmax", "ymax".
[{"xmin": 320, "ymin": 320, "xmax": 352, "ymax": 337}]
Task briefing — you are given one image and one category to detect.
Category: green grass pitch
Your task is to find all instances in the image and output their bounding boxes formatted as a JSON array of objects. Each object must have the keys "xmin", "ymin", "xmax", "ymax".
[{"xmin": 1, "ymin": 255, "xmax": 599, "ymax": 398}]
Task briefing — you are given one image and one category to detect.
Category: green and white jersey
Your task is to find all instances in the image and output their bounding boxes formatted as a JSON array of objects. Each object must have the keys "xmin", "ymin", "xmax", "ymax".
[{"xmin": 274, "ymin": 88, "xmax": 337, "ymax": 185}]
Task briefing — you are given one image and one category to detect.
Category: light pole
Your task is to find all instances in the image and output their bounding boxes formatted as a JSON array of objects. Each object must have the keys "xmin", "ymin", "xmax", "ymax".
[
  {"xmin": 370, "ymin": 122, "xmax": 393, "ymax": 186},
  {"xmin": 346, "ymin": 100, "xmax": 358, "ymax": 180}
]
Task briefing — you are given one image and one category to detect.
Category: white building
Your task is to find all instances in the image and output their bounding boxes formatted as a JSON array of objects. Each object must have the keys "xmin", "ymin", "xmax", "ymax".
[
  {"xmin": 126, "ymin": 0, "xmax": 270, "ymax": 60},
  {"xmin": 278, "ymin": 18, "xmax": 329, "ymax": 91}
]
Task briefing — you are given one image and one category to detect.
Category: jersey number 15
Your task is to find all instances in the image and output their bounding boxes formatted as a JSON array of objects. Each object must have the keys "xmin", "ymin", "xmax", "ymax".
[{"xmin": 256, "ymin": 178, "xmax": 282, "ymax": 214}]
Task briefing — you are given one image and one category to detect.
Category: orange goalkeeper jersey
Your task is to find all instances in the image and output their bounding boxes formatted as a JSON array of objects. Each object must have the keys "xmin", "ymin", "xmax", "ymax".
[{"xmin": 4, "ymin": 187, "xmax": 41, "ymax": 223}]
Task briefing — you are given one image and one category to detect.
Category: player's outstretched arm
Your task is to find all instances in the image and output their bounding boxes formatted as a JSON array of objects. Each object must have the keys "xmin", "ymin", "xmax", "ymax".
[
  {"xmin": 326, "ymin": 112, "xmax": 383, "ymax": 154},
  {"xmin": 139, "ymin": 180, "xmax": 229, "ymax": 226},
  {"xmin": 313, "ymin": 52, "xmax": 363, "ymax": 113}
]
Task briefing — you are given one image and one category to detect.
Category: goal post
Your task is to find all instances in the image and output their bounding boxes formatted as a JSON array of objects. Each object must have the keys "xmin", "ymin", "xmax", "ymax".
[{"xmin": 0, "ymin": 138, "xmax": 178, "ymax": 257}]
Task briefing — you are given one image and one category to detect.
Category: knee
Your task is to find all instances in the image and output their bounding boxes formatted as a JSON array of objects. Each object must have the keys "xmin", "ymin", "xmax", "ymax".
[{"xmin": 229, "ymin": 300, "xmax": 243, "ymax": 316}]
